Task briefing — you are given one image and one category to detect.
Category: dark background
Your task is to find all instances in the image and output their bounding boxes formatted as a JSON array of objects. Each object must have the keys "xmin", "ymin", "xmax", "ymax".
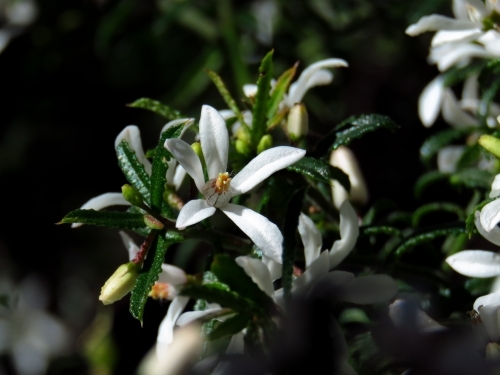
[{"xmin": 0, "ymin": 0, "xmax": 454, "ymax": 373}]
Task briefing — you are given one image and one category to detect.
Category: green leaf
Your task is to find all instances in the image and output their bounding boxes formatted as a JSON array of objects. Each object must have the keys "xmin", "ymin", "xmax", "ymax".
[
  {"xmin": 211, "ymin": 255, "xmax": 274, "ymax": 312},
  {"xmin": 287, "ymin": 157, "xmax": 351, "ymax": 192},
  {"xmin": 450, "ymin": 168, "xmax": 493, "ymax": 189},
  {"xmin": 412, "ymin": 202, "xmax": 465, "ymax": 227},
  {"xmin": 419, "ymin": 129, "xmax": 469, "ymax": 166},
  {"xmin": 443, "ymin": 62, "xmax": 486, "ymax": 87},
  {"xmin": 394, "ymin": 224, "xmax": 466, "ymax": 258},
  {"xmin": 181, "ymin": 284, "xmax": 257, "ymax": 315},
  {"xmin": 116, "ymin": 140, "xmax": 151, "ymax": 203},
  {"xmin": 127, "ymin": 98, "xmax": 183, "ymax": 120},
  {"xmin": 59, "ymin": 209, "xmax": 146, "ymax": 229},
  {"xmin": 464, "ymin": 277, "xmax": 494, "ymax": 296},
  {"xmin": 267, "ymin": 63, "xmax": 298, "ymax": 120},
  {"xmin": 360, "ymin": 226, "xmax": 403, "ymax": 238},
  {"xmin": 414, "ymin": 170, "xmax": 450, "ymax": 199},
  {"xmin": 282, "ymin": 188, "xmax": 305, "ymax": 302},
  {"xmin": 362, "ymin": 199, "xmax": 398, "ymax": 226},
  {"xmin": 130, "ymin": 233, "xmax": 177, "ymax": 323},
  {"xmin": 150, "ymin": 124, "xmax": 184, "ymax": 212},
  {"xmin": 208, "ymin": 314, "xmax": 250, "ymax": 341},
  {"xmin": 312, "ymin": 114, "xmax": 398, "ymax": 156},
  {"xmin": 251, "ymin": 50, "xmax": 274, "ymax": 146},
  {"xmin": 207, "ymin": 70, "xmax": 242, "ymax": 119},
  {"xmin": 479, "ymin": 76, "xmax": 500, "ymax": 125},
  {"xmin": 465, "ymin": 196, "xmax": 500, "ymax": 234},
  {"xmin": 456, "ymin": 144, "xmax": 482, "ymax": 170}
]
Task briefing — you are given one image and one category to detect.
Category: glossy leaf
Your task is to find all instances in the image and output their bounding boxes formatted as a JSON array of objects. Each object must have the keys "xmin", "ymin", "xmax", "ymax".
[
  {"xmin": 449, "ymin": 168, "xmax": 493, "ymax": 190},
  {"xmin": 127, "ymin": 98, "xmax": 183, "ymax": 120},
  {"xmin": 211, "ymin": 255, "xmax": 273, "ymax": 311},
  {"xmin": 412, "ymin": 202, "xmax": 464, "ymax": 227},
  {"xmin": 59, "ymin": 209, "xmax": 146, "ymax": 229},
  {"xmin": 282, "ymin": 188, "xmax": 305, "ymax": 301},
  {"xmin": 208, "ymin": 314, "xmax": 250, "ymax": 341},
  {"xmin": 116, "ymin": 140, "xmax": 151, "ymax": 203},
  {"xmin": 150, "ymin": 124, "xmax": 184, "ymax": 212},
  {"xmin": 414, "ymin": 170, "xmax": 449, "ymax": 199},
  {"xmin": 267, "ymin": 63, "xmax": 298, "ymax": 119},
  {"xmin": 129, "ymin": 233, "xmax": 177, "ymax": 323},
  {"xmin": 420, "ymin": 129, "xmax": 469, "ymax": 166},
  {"xmin": 251, "ymin": 50, "xmax": 274, "ymax": 146},
  {"xmin": 287, "ymin": 157, "xmax": 351, "ymax": 191}
]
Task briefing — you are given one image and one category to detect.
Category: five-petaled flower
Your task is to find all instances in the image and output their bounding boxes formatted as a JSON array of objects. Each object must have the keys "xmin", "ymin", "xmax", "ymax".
[{"xmin": 165, "ymin": 105, "xmax": 306, "ymax": 263}]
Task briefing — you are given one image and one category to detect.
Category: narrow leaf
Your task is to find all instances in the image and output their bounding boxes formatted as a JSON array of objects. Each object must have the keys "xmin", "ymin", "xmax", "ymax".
[
  {"xmin": 412, "ymin": 202, "xmax": 464, "ymax": 227},
  {"xmin": 59, "ymin": 209, "xmax": 146, "ymax": 229},
  {"xmin": 251, "ymin": 50, "xmax": 274, "ymax": 146},
  {"xmin": 414, "ymin": 170, "xmax": 449, "ymax": 199},
  {"xmin": 456, "ymin": 144, "xmax": 481, "ymax": 170},
  {"xmin": 127, "ymin": 98, "xmax": 183, "ymax": 120},
  {"xmin": 208, "ymin": 314, "xmax": 250, "ymax": 341},
  {"xmin": 282, "ymin": 188, "xmax": 305, "ymax": 302},
  {"xmin": 267, "ymin": 63, "xmax": 298, "ymax": 119},
  {"xmin": 361, "ymin": 226, "xmax": 403, "ymax": 238},
  {"xmin": 419, "ymin": 129, "xmax": 469, "ymax": 166},
  {"xmin": 443, "ymin": 62, "xmax": 486, "ymax": 87},
  {"xmin": 449, "ymin": 168, "xmax": 493, "ymax": 189},
  {"xmin": 130, "ymin": 233, "xmax": 176, "ymax": 322},
  {"xmin": 287, "ymin": 157, "xmax": 351, "ymax": 191},
  {"xmin": 362, "ymin": 199, "xmax": 399, "ymax": 226},
  {"xmin": 116, "ymin": 140, "xmax": 151, "ymax": 203},
  {"xmin": 207, "ymin": 69, "xmax": 242, "ymax": 117},
  {"xmin": 150, "ymin": 124, "xmax": 184, "ymax": 211},
  {"xmin": 479, "ymin": 76, "xmax": 500, "ymax": 125}
]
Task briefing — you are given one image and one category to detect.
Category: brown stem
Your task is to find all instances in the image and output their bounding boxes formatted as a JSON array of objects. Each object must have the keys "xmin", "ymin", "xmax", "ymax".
[{"xmin": 132, "ymin": 231, "xmax": 157, "ymax": 265}]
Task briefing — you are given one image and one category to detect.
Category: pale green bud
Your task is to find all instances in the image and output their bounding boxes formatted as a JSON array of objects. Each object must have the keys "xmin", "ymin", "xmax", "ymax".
[
  {"xmin": 99, "ymin": 262, "xmax": 140, "ymax": 305},
  {"xmin": 479, "ymin": 134, "xmax": 500, "ymax": 159},
  {"xmin": 122, "ymin": 184, "xmax": 143, "ymax": 206},
  {"xmin": 257, "ymin": 135, "xmax": 273, "ymax": 154},
  {"xmin": 191, "ymin": 142, "xmax": 206, "ymax": 166},
  {"xmin": 235, "ymin": 139, "xmax": 252, "ymax": 156},
  {"xmin": 287, "ymin": 103, "xmax": 309, "ymax": 141},
  {"xmin": 235, "ymin": 126, "xmax": 251, "ymax": 145},
  {"xmin": 144, "ymin": 214, "xmax": 164, "ymax": 230}
]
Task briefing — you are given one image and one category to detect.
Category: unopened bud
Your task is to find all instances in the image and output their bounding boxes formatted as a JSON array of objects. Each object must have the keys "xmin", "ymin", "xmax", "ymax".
[
  {"xmin": 479, "ymin": 134, "xmax": 500, "ymax": 159},
  {"xmin": 235, "ymin": 126, "xmax": 251, "ymax": 145},
  {"xmin": 257, "ymin": 135, "xmax": 273, "ymax": 154},
  {"xmin": 191, "ymin": 142, "xmax": 206, "ymax": 166},
  {"xmin": 122, "ymin": 184, "xmax": 143, "ymax": 206},
  {"xmin": 287, "ymin": 103, "xmax": 309, "ymax": 141},
  {"xmin": 99, "ymin": 262, "xmax": 140, "ymax": 305},
  {"xmin": 163, "ymin": 186, "xmax": 184, "ymax": 210},
  {"xmin": 235, "ymin": 139, "xmax": 252, "ymax": 156},
  {"xmin": 329, "ymin": 146, "xmax": 368, "ymax": 209},
  {"xmin": 144, "ymin": 214, "xmax": 164, "ymax": 230}
]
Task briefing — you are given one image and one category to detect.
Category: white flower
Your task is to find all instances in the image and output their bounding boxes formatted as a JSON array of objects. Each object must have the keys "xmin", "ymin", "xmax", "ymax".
[
  {"xmin": 329, "ymin": 146, "xmax": 368, "ymax": 209},
  {"xmin": 471, "ymin": 292, "xmax": 500, "ymax": 342},
  {"xmin": 71, "ymin": 118, "xmax": 193, "ymax": 228},
  {"xmin": 0, "ymin": 277, "xmax": 70, "ymax": 375},
  {"xmin": 164, "ymin": 105, "xmax": 306, "ymax": 263}
]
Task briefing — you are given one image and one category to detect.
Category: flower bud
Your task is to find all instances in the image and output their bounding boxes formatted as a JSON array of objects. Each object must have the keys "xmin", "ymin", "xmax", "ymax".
[
  {"xmin": 257, "ymin": 135, "xmax": 273, "ymax": 154},
  {"xmin": 190, "ymin": 142, "xmax": 205, "ymax": 164},
  {"xmin": 144, "ymin": 214, "xmax": 164, "ymax": 230},
  {"xmin": 235, "ymin": 126, "xmax": 251, "ymax": 145},
  {"xmin": 99, "ymin": 262, "xmax": 140, "ymax": 305},
  {"xmin": 122, "ymin": 184, "xmax": 143, "ymax": 206},
  {"xmin": 235, "ymin": 139, "xmax": 252, "ymax": 157},
  {"xmin": 287, "ymin": 103, "xmax": 309, "ymax": 141},
  {"xmin": 479, "ymin": 134, "xmax": 500, "ymax": 159},
  {"xmin": 329, "ymin": 146, "xmax": 368, "ymax": 209}
]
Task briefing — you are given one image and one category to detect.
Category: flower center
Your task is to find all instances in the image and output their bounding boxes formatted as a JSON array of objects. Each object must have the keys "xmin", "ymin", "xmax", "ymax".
[
  {"xmin": 149, "ymin": 282, "xmax": 171, "ymax": 300},
  {"xmin": 202, "ymin": 172, "xmax": 232, "ymax": 208}
]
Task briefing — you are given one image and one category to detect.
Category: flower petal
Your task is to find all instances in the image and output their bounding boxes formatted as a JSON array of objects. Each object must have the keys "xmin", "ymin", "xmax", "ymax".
[
  {"xmin": 176, "ymin": 305, "xmax": 223, "ymax": 327},
  {"xmin": 481, "ymin": 197, "xmax": 500, "ymax": 232},
  {"xmin": 298, "ymin": 213, "xmax": 323, "ymax": 269},
  {"xmin": 235, "ymin": 256, "xmax": 274, "ymax": 297},
  {"xmin": 156, "ymin": 296, "xmax": 190, "ymax": 352},
  {"xmin": 339, "ymin": 274, "xmax": 398, "ymax": 304},
  {"xmin": 172, "ymin": 165, "xmax": 187, "ymax": 191},
  {"xmin": 175, "ymin": 199, "xmax": 216, "ymax": 229},
  {"xmin": 437, "ymin": 145, "xmax": 465, "ymax": 173},
  {"xmin": 475, "ymin": 211, "xmax": 500, "ymax": 246},
  {"xmin": 261, "ymin": 255, "xmax": 282, "ymax": 281},
  {"xmin": 405, "ymin": 15, "xmax": 478, "ymax": 36},
  {"xmin": 119, "ymin": 231, "xmax": 140, "ymax": 261},
  {"xmin": 199, "ymin": 105, "xmax": 229, "ymax": 179},
  {"xmin": 329, "ymin": 200, "xmax": 359, "ymax": 269},
  {"xmin": 292, "ymin": 250, "xmax": 329, "ymax": 291},
  {"xmin": 418, "ymin": 75, "xmax": 445, "ymax": 127},
  {"xmin": 115, "ymin": 125, "xmax": 152, "ymax": 174},
  {"xmin": 164, "ymin": 138, "xmax": 205, "ymax": 192},
  {"xmin": 287, "ymin": 69, "xmax": 333, "ymax": 106},
  {"xmin": 431, "ymin": 29, "xmax": 483, "ymax": 46},
  {"xmin": 161, "ymin": 118, "xmax": 194, "ymax": 137},
  {"xmin": 478, "ymin": 303, "xmax": 500, "ymax": 342},
  {"xmin": 434, "ymin": 43, "xmax": 495, "ymax": 71},
  {"xmin": 286, "ymin": 58, "xmax": 348, "ymax": 106},
  {"xmin": 475, "ymin": 292, "xmax": 500, "ymax": 311},
  {"xmin": 462, "ymin": 74, "xmax": 479, "ymax": 102},
  {"xmin": 220, "ymin": 203, "xmax": 283, "ymax": 264},
  {"xmin": 490, "ymin": 174, "xmax": 500, "ymax": 198},
  {"xmin": 442, "ymin": 89, "xmax": 479, "ymax": 128},
  {"xmin": 158, "ymin": 264, "xmax": 187, "ymax": 286},
  {"xmin": 71, "ymin": 193, "xmax": 131, "ymax": 228},
  {"xmin": 230, "ymin": 146, "xmax": 306, "ymax": 195},
  {"xmin": 446, "ymin": 250, "xmax": 500, "ymax": 277},
  {"xmin": 243, "ymin": 84, "xmax": 258, "ymax": 98}
]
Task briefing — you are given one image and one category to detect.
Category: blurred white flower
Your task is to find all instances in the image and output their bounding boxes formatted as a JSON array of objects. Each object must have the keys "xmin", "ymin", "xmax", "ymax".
[
  {"xmin": 0, "ymin": 0, "xmax": 37, "ymax": 54},
  {"xmin": 71, "ymin": 118, "xmax": 193, "ymax": 228},
  {"xmin": 0, "ymin": 276, "xmax": 69, "ymax": 375},
  {"xmin": 165, "ymin": 105, "xmax": 305, "ymax": 263}
]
